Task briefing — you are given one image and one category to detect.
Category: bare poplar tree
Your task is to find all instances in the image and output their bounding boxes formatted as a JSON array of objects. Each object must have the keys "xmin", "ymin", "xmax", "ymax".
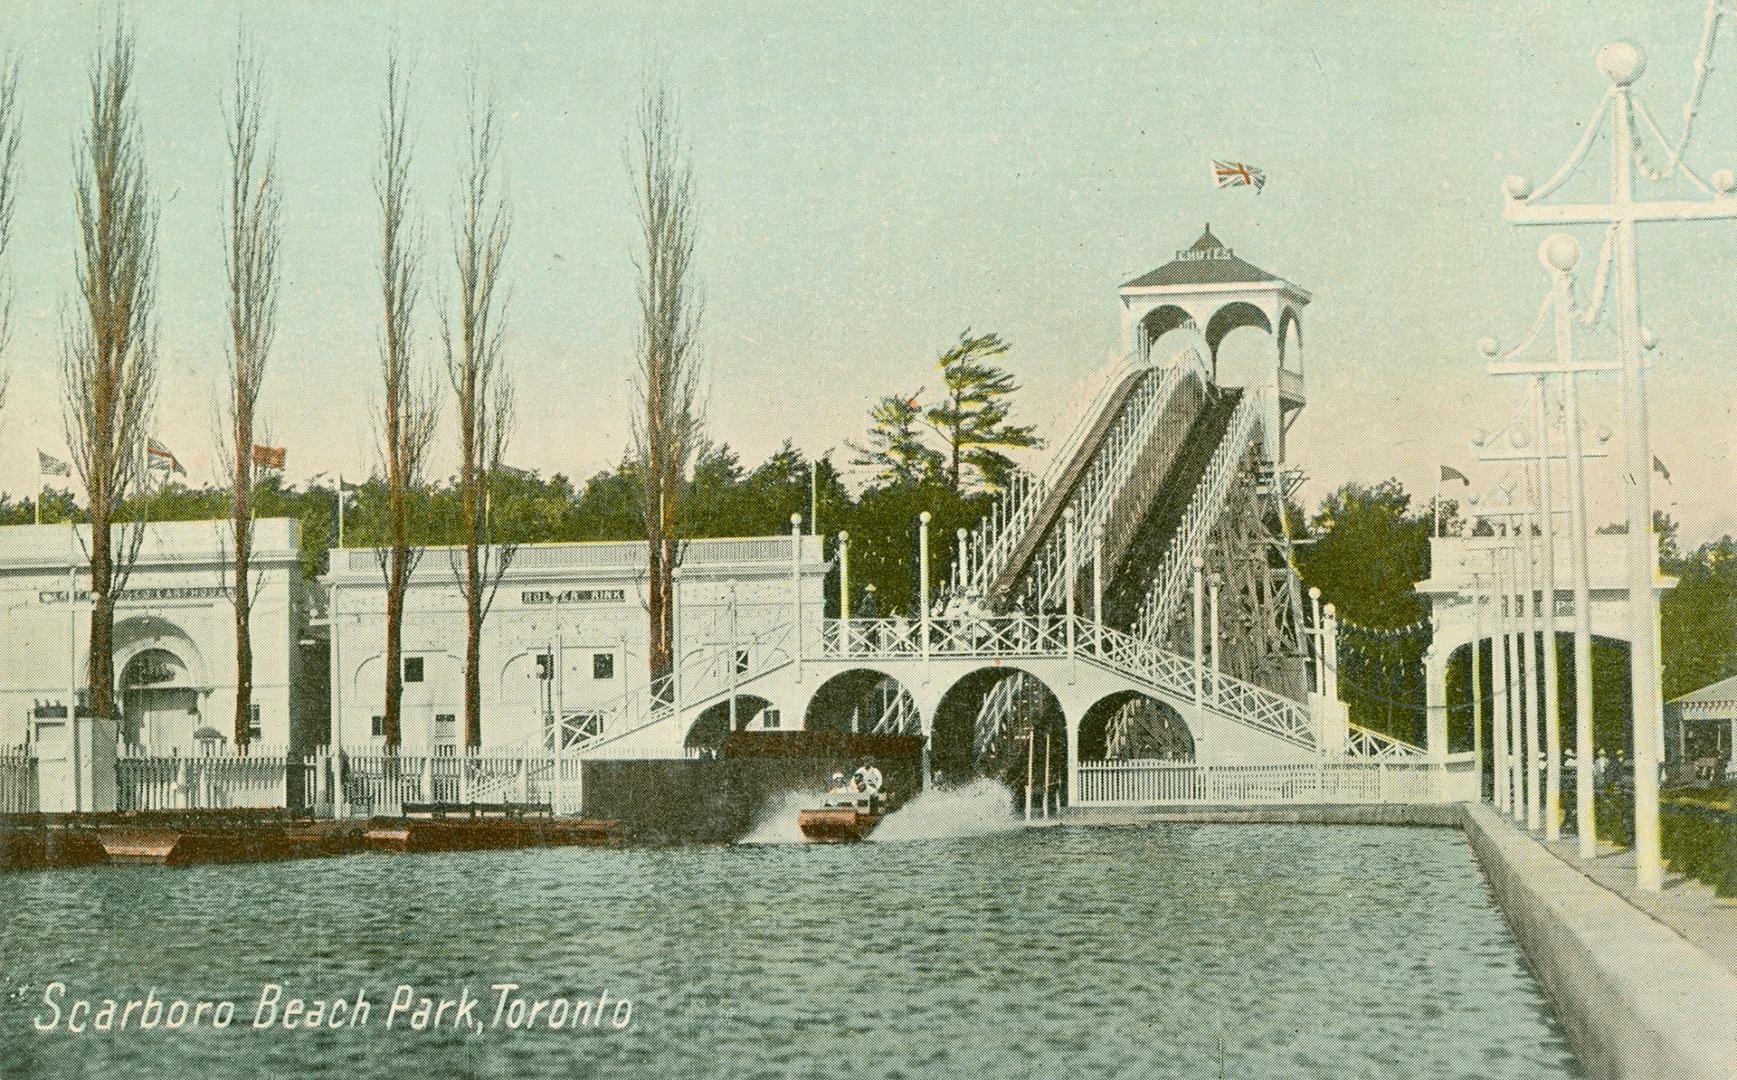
[
  {"xmin": 630, "ymin": 80, "xmax": 703, "ymax": 680},
  {"xmin": 375, "ymin": 53, "xmax": 438, "ymax": 751},
  {"xmin": 0, "ymin": 54, "xmax": 21, "ymax": 407},
  {"xmin": 443, "ymin": 73, "xmax": 514, "ymax": 750},
  {"xmin": 218, "ymin": 41, "xmax": 281, "ymax": 752},
  {"xmin": 61, "ymin": 24, "xmax": 158, "ymax": 725}
]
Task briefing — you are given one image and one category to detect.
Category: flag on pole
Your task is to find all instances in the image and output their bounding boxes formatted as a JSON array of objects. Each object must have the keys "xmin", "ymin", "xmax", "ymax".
[
  {"xmin": 37, "ymin": 451, "xmax": 71, "ymax": 478},
  {"xmin": 251, "ymin": 444, "xmax": 286, "ymax": 470},
  {"xmin": 339, "ymin": 477, "xmax": 361, "ymax": 492},
  {"xmin": 146, "ymin": 437, "xmax": 185, "ymax": 475},
  {"xmin": 1212, "ymin": 159, "xmax": 1267, "ymax": 192},
  {"xmin": 1439, "ymin": 464, "xmax": 1471, "ymax": 485},
  {"xmin": 495, "ymin": 463, "xmax": 532, "ymax": 481},
  {"xmin": 1652, "ymin": 455, "xmax": 1671, "ymax": 482}
]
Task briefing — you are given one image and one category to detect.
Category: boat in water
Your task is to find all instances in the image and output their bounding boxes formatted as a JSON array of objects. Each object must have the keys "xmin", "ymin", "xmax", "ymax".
[{"xmin": 797, "ymin": 789, "xmax": 893, "ymax": 843}]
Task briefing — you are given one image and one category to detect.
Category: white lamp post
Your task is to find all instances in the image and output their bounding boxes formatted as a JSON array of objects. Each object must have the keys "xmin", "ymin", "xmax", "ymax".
[{"xmin": 1500, "ymin": 39, "xmax": 1737, "ymax": 890}]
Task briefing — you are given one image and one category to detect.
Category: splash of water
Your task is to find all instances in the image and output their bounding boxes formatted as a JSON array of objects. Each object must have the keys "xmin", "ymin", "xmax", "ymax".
[
  {"xmin": 867, "ymin": 778, "xmax": 1019, "ymax": 843},
  {"xmin": 738, "ymin": 789, "xmax": 823, "ymax": 845}
]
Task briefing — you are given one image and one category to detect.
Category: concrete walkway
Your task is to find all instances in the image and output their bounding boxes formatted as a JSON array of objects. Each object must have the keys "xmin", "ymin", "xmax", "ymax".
[
  {"xmin": 1530, "ymin": 828, "xmax": 1737, "ymax": 979},
  {"xmin": 1466, "ymin": 804, "xmax": 1737, "ymax": 1080}
]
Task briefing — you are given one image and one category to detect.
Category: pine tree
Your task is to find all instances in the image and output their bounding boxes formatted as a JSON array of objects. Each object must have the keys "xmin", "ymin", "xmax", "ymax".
[
  {"xmin": 924, "ymin": 330, "xmax": 1039, "ymax": 492},
  {"xmin": 850, "ymin": 393, "xmax": 941, "ymax": 487}
]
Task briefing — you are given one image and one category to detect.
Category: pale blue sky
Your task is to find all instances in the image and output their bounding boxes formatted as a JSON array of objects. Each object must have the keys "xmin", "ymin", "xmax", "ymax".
[{"xmin": 0, "ymin": 1, "xmax": 1732, "ymax": 542}]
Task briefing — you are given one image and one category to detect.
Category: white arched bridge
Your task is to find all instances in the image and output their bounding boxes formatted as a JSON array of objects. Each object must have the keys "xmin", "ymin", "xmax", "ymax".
[{"xmin": 494, "ymin": 226, "xmax": 1474, "ymax": 809}]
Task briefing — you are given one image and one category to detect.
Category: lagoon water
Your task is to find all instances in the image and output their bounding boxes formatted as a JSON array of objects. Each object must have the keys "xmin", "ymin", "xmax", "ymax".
[{"xmin": 0, "ymin": 819, "xmax": 1583, "ymax": 1079}]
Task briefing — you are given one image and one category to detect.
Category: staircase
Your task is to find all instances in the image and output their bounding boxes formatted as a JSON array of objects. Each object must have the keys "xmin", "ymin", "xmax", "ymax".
[
  {"xmin": 1130, "ymin": 391, "xmax": 1265, "ymax": 646},
  {"xmin": 967, "ymin": 347, "xmax": 1210, "ymax": 611},
  {"xmin": 1099, "ymin": 387, "xmax": 1242, "ymax": 627}
]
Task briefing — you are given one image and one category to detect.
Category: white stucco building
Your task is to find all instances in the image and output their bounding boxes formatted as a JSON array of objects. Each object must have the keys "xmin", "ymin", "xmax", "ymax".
[
  {"xmin": 0, "ymin": 519, "xmax": 307, "ymax": 754},
  {"xmin": 324, "ymin": 535, "xmax": 828, "ymax": 754}
]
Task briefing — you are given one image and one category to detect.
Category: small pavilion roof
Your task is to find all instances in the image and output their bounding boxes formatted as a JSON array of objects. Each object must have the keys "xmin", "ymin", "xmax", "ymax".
[
  {"xmin": 1669, "ymin": 674, "xmax": 1737, "ymax": 718},
  {"xmin": 1122, "ymin": 225, "xmax": 1282, "ymax": 289}
]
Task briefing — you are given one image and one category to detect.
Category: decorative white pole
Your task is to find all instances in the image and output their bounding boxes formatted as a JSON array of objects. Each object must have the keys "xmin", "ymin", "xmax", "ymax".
[
  {"xmin": 1502, "ymin": 541, "xmax": 1522, "ymax": 818},
  {"xmin": 1063, "ymin": 508, "xmax": 1077, "ymax": 680},
  {"xmin": 956, "ymin": 528, "xmax": 968, "ymax": 594},
  {"xmin": 1309, "ymin": 586, "xmax": 1324, "ymax": 696},
  {"xmin": 1488, "ymin": 554, "xmax": 1509, "ymax": 813},
  {"xmin": 672, "ymin": 569, "xmax": 684, "ymax": 728},
  {"xmin": 1547, "ymin": 236, "xmax": 1599, "ymax": 856},
  {"xmin": 1192, "ymin": 558, "xmax": 1206, "ymax": 726},
  {"xmin": 1609, "ymin": 62, "xmax": 1665, "ymax": 889},
  {"xmin": 1468, "ymin": 565, "xmax": 1485, "ymax": 802},
  {"xmin": 1323, "ymin": 602, "xmax": 1340, "ymax": 706},
  {"xmin": 790, "ymin": 514, "xmax": 803, "ymax": 685},
  {"xmin": 1208, "ymin": 572, "xmax": 1222, "ymax": 706},
  {"xmin": 728, "ymin": 579, "xmax": 740, "ymax": 735},
  {"xmin": 919, "ymin": 511, "xmax": 931, "ymax": 684},
  {"xmin": 1517, "ymin": 481, "xmax": 1540, "ymax": 831},
  {"xmin": 1091, "ymin": 522, "xmax": 1104, "ymax": 656},
  {"xmin": 838, "ymin": 531, "xmax": 851, "ymax": 657},
  {"xmin": 1532, "ymin": 375, "xmax": 1564, "ymax": 842}
]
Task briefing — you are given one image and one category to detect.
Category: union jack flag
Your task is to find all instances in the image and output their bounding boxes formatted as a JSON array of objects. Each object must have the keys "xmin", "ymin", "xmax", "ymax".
[{"xmin": 1212, "ymin": 159, "xmax": 1266, "ymax": 192}]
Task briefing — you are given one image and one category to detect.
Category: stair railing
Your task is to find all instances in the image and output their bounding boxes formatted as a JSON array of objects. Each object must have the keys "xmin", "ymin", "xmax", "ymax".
[{"xmin": 1131, "ymin": 391, "xmax": 1265, "ymax": 645}]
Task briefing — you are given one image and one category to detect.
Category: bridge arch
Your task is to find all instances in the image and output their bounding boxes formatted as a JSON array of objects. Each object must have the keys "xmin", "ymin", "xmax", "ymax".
[
  {"xmin": 930, "ymin": 666, "xmax": 1066, "ymax": 795},
  {"xmin": 1440, "ymin": 632, "xmax": 1634, "ymax": 762},
  {"xmin": 802, "ymin": 668, "xmax": 919, "ymax": 736},
  {"xmin": 1078, "ymin": 690, "xmax": 1195, "ymax": 761},
  {"xmin": 685, "ymin": 693, "xmax": 777, "ymax": 752}
]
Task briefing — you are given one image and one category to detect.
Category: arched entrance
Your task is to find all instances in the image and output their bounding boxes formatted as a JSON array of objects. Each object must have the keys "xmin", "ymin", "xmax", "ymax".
[
  {"xmin": 1078, "ymin": 690, "xmax": 1194, "ymax": 761},
  {"xmin": 930, "ymin": 667, "xmax": 1065, "ymax": 800},
  {"xmin": 119, "ymin": 647, "xmax": 200, "ymax": 750},
  {"xmin": 685, "ymin": 693, "xmax": 776, "ymax": 753},
  {"xmin": 802, "ymin": 669, "xmax": 919, "ymax": 736},
  {"xmin": 1443, "ymin": 632, "xmax": 1635, "ymax": 768}
]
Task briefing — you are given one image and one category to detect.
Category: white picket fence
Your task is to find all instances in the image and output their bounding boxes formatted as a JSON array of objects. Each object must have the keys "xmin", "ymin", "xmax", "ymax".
[
  {"xmin": 106, "ymin": 746, "xmax": 584, "ymax": 817},
  {"xmin": 0, "ymin": 745, "xmax": 37, "ymax": 813},
  {"xmin": 115, "ymin": 745, "xmax": 311, "ymax": 811},
  {"xmin": 319, "ymin": 749, "xmax": 584, "ymax": 818},
  {"xmin": 1073, "ymin": 759, "xmax": 1468, "ymax": 807}
]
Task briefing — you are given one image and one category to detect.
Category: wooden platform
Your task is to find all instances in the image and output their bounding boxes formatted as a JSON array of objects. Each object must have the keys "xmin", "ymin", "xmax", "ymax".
[
  {"xmin": 0, "ymin": 805, "xmax": 622, "ymax": 870},
  {"xmin": 364, "ymin": 802, "xmax": 624, "ymax": 853}
]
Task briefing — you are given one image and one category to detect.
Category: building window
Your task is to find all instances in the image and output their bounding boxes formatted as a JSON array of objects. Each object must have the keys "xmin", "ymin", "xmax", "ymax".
[
  {"xmin": 370, "ymin": 715, "xmax": 385, "ymax": 738},
  {"xmin": 735, "ymin": 649, "xmax": 750, "ymax": 675},
  {"xmin": 535, "ymin": 653, "xmax": 553, "ymax": 680},
  {"xmin": 404, "ymin": 656, "xmax": 424, "ymax": 683},
  {"xmin": 593, "ymin": 652, "xmax": 614, "ymax": 680},
  {"xmin": 247, "ymin": 704, "xmax": 262, "ymax": 743},
  {"xmin": 762, "ymin": 708, "xmax": 781, "ymax": 730}
]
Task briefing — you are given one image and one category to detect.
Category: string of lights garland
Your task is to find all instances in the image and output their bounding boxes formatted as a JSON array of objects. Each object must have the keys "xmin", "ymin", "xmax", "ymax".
[{"xmin": 1631, "ymin": 0, "xmax": 1726, "ymax": 183}]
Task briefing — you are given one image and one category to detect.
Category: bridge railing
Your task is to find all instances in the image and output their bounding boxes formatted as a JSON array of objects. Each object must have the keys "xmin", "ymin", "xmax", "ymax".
[
  {"xmin": 1132, "ymin": 389, "xmax": 1264, "ymax": 645},
  {"xmin": 1026, "ymin": 351, "xmax": 1206, "ymax": 610},
  {"xmin": 807, "ymin": 613, "xmax": 1316, "ymax": 749},
  {"xmin": 1346, "ymin": 723, "xmax": 1429, "ymax": 760},
  {"xmin": 1073, "ymin": 759, "xmax": 1458, "ymax": 806},
  {"xmin": 966, "ymin": 346, "xmax": 1205, "ymax": 605}
]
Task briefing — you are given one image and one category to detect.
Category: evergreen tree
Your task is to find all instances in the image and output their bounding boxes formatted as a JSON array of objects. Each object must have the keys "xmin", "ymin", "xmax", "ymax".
[
  {"xmin": 924, "ymin": 330, "xmax": 1040, "ymax": 492},
  {"xmin": 850, "ymin": 393, "xmax": 941, "ymax": 487}
]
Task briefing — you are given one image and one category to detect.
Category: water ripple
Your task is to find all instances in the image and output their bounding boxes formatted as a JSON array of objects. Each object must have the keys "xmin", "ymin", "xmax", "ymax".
[{"xmin": 0, "ymin": 822, "xmax": 1584, "ymax": 1079}]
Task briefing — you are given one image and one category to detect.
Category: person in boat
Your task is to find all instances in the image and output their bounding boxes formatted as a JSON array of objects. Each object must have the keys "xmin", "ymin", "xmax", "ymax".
[
  {"xmin": 852, "ymin": 759, "xmax": 885, "ymax": 813},
  {"xmin": 827, "ymin": 772, "xmax": 848, "ymax": 795}
]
